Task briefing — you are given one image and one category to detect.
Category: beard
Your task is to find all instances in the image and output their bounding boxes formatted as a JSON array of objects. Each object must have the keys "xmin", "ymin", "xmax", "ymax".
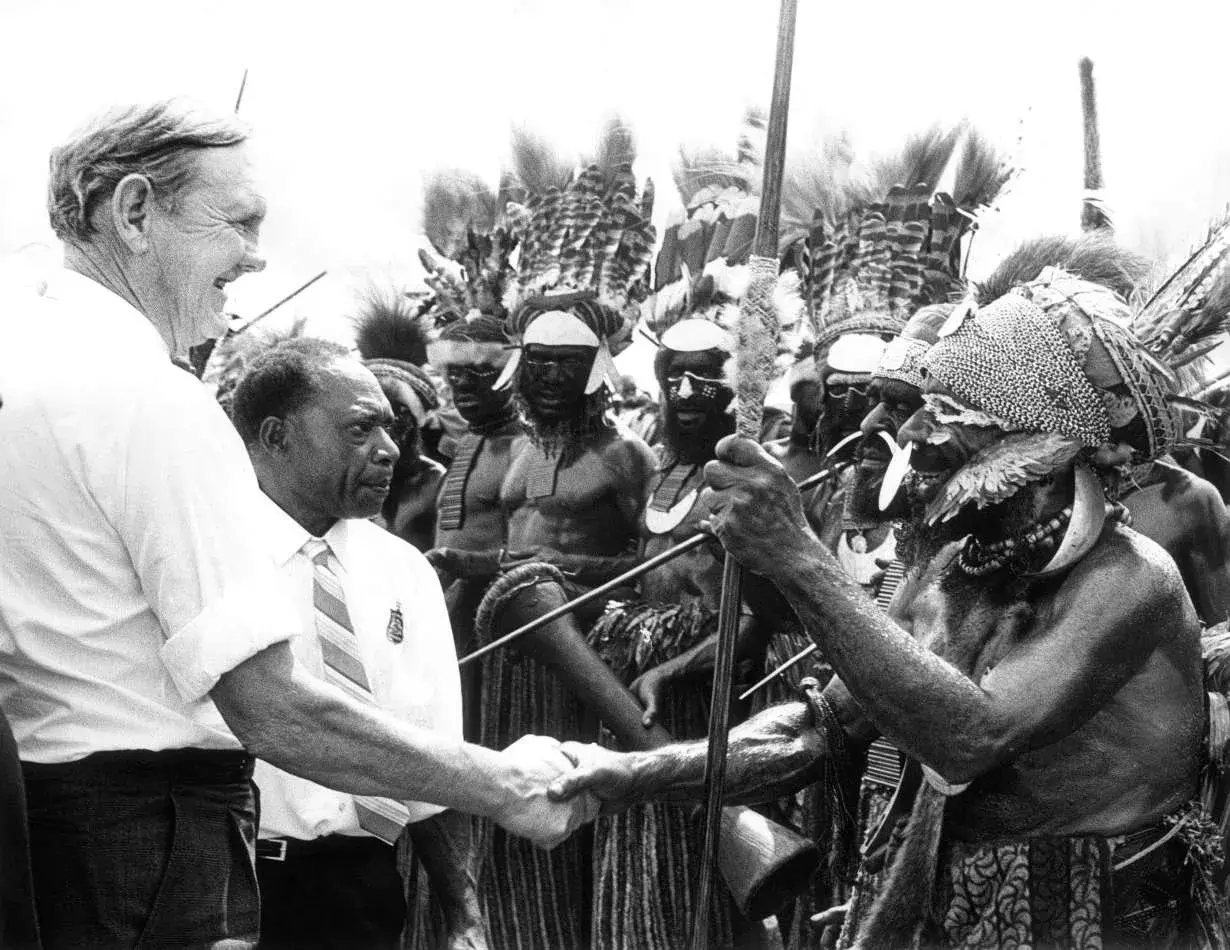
[
  {"xmin": 516, "ymin": 387, "xmax": 611, "ymax": 465},
  {"xmin": 662, "ymin": 403, "xmax": 734, "ymax": 464},
  {"xmin": 843, "ymin": 460, "xmax": 885, "ymax": 530},
  {"xmin": 896, "ymin": 476, "xmax": 1055, "ymax": 596}
]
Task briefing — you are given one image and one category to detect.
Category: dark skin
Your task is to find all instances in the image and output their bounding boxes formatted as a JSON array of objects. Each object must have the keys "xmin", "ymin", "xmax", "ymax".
[
  {"xmin": 500, "ymin": 343, "xmax": 655, "ymax": 585},
  {"xmin": 254, "ymin": 362, "xmax": 400, "ymax": 536},
  {"xmin": 247, "ymin": 360, "xmax": 489, "ymax": 949},
  {"xmin": 426, "ymin": 348, "xmax": 528, "ymax": 586},
  {"xmin": 1122, "ymin": 459, "xmax": 1230, "ymax": 626},
  {"xmin": 627, "ymin": 348, "xmax": 760, "ymax": 727},
  {"xmin": 550, "ymin": 380, "xmax": 1203, "ymax": 845},
  {"xmin": 374, "ymin": 375, "xmax": 445, "ymax": 552}
]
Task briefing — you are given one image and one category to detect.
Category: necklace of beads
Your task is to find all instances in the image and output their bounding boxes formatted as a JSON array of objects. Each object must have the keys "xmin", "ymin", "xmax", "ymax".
[
  {"xmin": 957, "ymin": 499, "xmax": 1133, "ymax": 577},
  {"xmin": 958, "ymin": 506, "xmax": 1073, "ymax": 576}
]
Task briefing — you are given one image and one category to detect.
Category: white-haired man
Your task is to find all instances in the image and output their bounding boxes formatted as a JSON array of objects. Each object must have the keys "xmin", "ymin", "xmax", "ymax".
[{"xmin": 0, "ymin": 100, "xmax": 593, "ymax": 949}]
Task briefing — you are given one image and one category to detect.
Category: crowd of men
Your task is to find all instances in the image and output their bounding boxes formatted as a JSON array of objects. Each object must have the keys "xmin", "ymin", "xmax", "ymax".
[{"xmin": 3, "ymin": 98, "xmax": 1230, "ymax": 950}]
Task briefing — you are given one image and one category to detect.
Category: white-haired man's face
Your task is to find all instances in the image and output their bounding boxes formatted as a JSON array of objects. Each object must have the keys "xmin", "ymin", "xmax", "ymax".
[{"xmin": 145, "ymin": 143, "xmax": 267, "ymax": 353}]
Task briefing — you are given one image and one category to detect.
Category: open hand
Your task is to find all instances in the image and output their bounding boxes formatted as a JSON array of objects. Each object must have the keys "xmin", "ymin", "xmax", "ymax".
[{"xmin": 491, "ymin": 735, "xmax": 599, "ymax": 849}]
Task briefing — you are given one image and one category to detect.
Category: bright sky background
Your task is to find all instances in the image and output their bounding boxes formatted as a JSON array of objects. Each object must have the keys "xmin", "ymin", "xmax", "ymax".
[{"xmin": 4, "ymin": 0, "xmax": 1230, "ymax": 385}]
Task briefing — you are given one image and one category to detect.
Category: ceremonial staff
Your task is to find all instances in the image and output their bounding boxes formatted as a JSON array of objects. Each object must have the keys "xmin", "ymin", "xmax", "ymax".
[{"xmin": 691, "ymin": 0, "xmax": 798, "ymax": 945}]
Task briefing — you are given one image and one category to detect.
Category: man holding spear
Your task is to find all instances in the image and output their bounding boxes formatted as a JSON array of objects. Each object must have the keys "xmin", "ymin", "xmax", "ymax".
[{"xmin": 551, "ymin": 266, "xmax": 1211, "ymax": 947}]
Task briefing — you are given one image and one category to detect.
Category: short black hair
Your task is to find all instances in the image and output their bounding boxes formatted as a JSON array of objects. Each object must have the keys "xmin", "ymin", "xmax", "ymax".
[{"xmin": 230, "ymin": 337, "xmax": 352, "ymax": 445}]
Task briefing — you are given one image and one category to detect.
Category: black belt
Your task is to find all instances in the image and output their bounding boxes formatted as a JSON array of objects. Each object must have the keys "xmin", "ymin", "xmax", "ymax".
[
  {"xmin": 257, "ymin": 834, "xmax": 390, "ymax": 862},
  {"xmin": 23, "ymin": 747, "xmax": 254, "ymax": 784}
]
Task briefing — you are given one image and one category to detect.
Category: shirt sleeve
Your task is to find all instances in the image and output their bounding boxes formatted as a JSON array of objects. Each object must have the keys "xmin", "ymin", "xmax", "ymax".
[
  {"xmin": 408, "ymin": 549, "xmax": 464, "ymax": 741},
  {"xmin": 97, "ymin": 367, "xmax": 299, "ymax": 702}
]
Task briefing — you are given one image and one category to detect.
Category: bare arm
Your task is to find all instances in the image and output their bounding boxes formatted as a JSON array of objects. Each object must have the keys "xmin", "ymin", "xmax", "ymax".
[
  {"xmin": 549, "ymin": 695, "xmax": 842, "ymax": 808},
  {"xmin": 706, "ymin": 437, "xmax": 1194, "ymax": 786},
  {"xmin": 211, "ymin": 640, "xmax": 593, "ymax": 844},
  {"xmin": 407, "ymin": 810, "xmax": 487, "ymax": 949}
]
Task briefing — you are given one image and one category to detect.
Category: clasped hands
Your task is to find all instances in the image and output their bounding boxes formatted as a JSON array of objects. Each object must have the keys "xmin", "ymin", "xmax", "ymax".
[{"xmin": 491, "ymin": 437, "xmax": 818, "ymax": 842}]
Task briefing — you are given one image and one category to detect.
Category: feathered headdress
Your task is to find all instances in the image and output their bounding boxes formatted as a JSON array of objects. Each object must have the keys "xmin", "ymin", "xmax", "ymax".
[
  {"xmin": 786, "ymin": 126, "xmax": 1012, "ymax": 375},
  {"xmin": 1126, "ymin": 212, "xmax": 1230, "ymax": 452},
  {"xmin": 495, "ymin": 119, "xmax": 657, "ymax": 395},
  {"xmin": 352, "ymin": 285, "xmax": 439, "ymax": 425},
  {"xmin": 643, "ymin": 116, "xmax": 804, "ymax": 364},
  {"xmin": 417, "ymin": 169, "xmax": 520, "ymax": 331}
]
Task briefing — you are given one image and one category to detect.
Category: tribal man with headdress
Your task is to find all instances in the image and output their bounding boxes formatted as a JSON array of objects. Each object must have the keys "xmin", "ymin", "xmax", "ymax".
[
  {"xmin": 465, "ymin": 132, "xmax": 661, "ymax": 950},
  {"xmin": 352, "ymin": 285, "xmax": 445, "ymax": 552},
  {"xmin": 579, "ymin": 147, "xmax": 801, "ymax": 949},
  {"xmin": 552, "ymin": 264, "xmax": 1219, "ymax": 948}
]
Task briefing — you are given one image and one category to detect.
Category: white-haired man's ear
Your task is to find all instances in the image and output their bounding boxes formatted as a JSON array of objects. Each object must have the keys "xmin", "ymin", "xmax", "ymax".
[{"xmin": 109, "ymin": 173, "xmax": 157, "ymax": 253}]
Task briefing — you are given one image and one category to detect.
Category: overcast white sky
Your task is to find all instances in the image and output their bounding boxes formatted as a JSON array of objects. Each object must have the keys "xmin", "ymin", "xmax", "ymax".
[{"xmin": 4, "ymin": 0, "xmax": 1230, "ymax": 370}]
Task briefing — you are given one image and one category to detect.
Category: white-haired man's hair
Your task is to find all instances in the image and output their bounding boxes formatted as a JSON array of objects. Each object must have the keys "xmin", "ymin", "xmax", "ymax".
[{"xmin": 47, "ymin": 99, "xmax": 249, "ymax": 242}]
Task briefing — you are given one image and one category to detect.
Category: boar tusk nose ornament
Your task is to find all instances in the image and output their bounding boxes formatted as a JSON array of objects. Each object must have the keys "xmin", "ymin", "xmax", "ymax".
[{"xmin": 878, "ymin": 435, "xmax": 912, "ymax": 512}]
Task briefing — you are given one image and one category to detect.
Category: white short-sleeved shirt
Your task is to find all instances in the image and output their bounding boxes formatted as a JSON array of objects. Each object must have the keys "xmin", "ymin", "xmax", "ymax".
[
  {"xmin": 0, "ymin": 268, "xmax": 299, "ymax": 764},
  {"xmin": 253, "ymin": 495, "xmax": 463, "ymax": 838}
]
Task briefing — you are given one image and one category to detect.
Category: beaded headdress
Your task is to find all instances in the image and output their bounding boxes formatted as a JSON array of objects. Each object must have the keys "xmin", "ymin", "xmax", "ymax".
[{"xmin": 924, "ymin": 269, "xmax": 1173, "ymax": 461}]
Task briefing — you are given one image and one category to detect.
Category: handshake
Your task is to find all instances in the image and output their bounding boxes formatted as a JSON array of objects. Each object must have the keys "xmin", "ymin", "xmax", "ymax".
[{"xmin": 487, "ymin": 735, "xmax": 638, "ymax": 849}]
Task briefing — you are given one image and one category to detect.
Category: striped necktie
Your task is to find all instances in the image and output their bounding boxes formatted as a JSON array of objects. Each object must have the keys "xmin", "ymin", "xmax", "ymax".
[{"xmin": 302, "ymin": 538, "xmax": 410, "ymax": 845}]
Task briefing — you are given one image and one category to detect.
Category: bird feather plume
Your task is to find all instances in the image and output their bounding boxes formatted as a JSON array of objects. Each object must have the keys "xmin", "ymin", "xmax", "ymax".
[
  {"xmin": 870, "ymin": 125, "xmax": 963, "ymax": 193},
  {"xmin": 420, "ymin": 171, "xmax": 499, "ymax": 259},
  {"xmin": 950, "ymin": 128, "xmax": 1014, "ymax": 211},
  {"xmin": 500, "ymin": 127, "xmax": 575, "ymax": 204},
  {"xmin": 779, "ymin": 132, "xmax": 870, "ymax": 252},
  {"xmin": 1134, "ymin": 212, "xmax": 1230, "ymax": 383},
  {"xmin": 352, "ymin": 284, "xmax": 433, "ymax": 366},
  {"xmin": 974, "ymin": 232, "xmax": 1149, "ymax": 306}
]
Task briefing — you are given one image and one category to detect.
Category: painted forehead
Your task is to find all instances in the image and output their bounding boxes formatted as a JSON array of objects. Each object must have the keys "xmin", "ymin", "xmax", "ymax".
[{"xmin": 662, "ymin": 348, "xmax": 727, "ymax": 377}]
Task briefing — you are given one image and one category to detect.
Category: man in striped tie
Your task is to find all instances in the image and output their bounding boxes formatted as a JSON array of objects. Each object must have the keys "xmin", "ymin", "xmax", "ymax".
[{"xmin": 230, "ymin": 338, "xmax": 554, "ymax": 949}]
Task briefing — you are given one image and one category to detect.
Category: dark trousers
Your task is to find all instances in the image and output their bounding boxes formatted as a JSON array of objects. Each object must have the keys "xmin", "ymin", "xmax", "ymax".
[
  {"xmin": 255, "ymin": 835, "xmax": 404, "ymax": 950},
  {"xmin": 22, "ymin": 748, "xmax": 258, "ymax": 950},
  {"xmin": 0, "ymin": 709, "xmax": 39, "ymax": 949}
]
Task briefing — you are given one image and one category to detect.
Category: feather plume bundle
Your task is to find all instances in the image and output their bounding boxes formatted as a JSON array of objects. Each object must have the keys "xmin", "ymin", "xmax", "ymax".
[
  {"xmin": 352, "ymin": 284, "xmax": 433, "ymax": 366},
  {"xmin": 779, "ymin": 126, "xmax": 1012, "ymax": 353},
  {"xmin": 975, "ymin": 233, "xmax": 1149, "ymax": 307},
  {"xmin": 1135, "ymin": 212, "xmax": 1230, "ymax": 375}
]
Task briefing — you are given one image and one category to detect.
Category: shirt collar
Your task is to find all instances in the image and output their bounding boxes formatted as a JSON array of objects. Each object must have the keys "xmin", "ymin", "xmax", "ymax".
[
  {"xmin": 256, "ymin": 493, "xmax": 354, "ymax": 571},
  {"xmin": 41, "ymin": 267, "xmax": 170, "ymax": 361}
]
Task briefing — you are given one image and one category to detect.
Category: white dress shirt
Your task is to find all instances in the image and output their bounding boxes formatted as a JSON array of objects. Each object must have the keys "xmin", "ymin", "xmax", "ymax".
[
  {"xmin": 252, "ymin": 495, "xmax": 463, "ymax": 839},
  {"xmin": 0, "ymin": 268, "xmax": 299, "ymax": 763}
]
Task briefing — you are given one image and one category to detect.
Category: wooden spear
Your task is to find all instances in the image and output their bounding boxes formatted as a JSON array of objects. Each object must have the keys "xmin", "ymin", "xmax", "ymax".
[
  {"xmin": 234, "ymin": 68, "xmax": 249, "ymax": 114},
  {"xmin": 456, "ymin": 463, "xmax": 842, "ymax": 669},
  {"xmin": 1079, "ymin": 58, "xmax": 1112, "ymax": 232},
  {"xmin": 690, "ymin": 1, "xmax": 798, "ymax": 945},
  {"xmin": 232, "ymin": 270, "xmax": 328, "ymax": 334}
]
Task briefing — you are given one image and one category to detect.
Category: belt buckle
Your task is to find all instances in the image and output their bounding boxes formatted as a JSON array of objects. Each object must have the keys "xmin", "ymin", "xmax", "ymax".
[{"xmin": 259, "ymin": 838, "xmax": 289, "ymax": 862}]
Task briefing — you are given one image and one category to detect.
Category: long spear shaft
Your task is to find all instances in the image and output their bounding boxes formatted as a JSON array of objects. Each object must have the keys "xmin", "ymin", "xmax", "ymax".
[
  {"xmin": 690, "ymin": 2, "xmax": 798, "ymax": 946},
  {"xmin": 234, "ymin": 68, "xmax": 249, "ymax": 114},
  {"xmin": 456, "ymin": 464, "xmax": 839, "ymax": 668},
  {"xmin": 233, "ymin": 270, "xmax": 328, "ymax": 334}
]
